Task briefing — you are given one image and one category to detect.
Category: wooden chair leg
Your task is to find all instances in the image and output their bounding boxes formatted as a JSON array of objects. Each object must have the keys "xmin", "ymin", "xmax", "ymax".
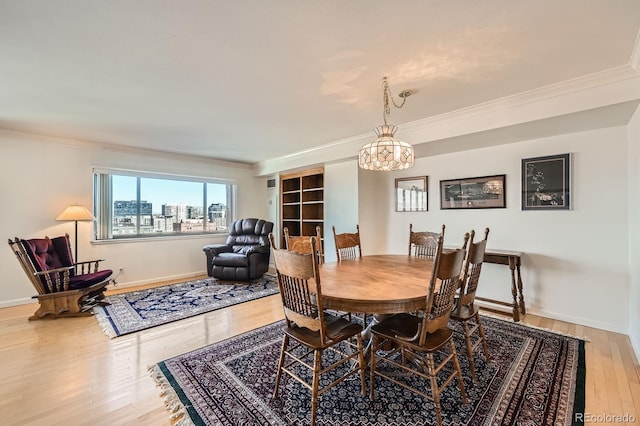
[
  {"xmin": 272, "ymin": 335, "xmax": 289, "ymax": 399},
  {"xmin": 450, "ymin": 340, "xmax": 468, "ymax": 404},
  {"xmin": 311, "ymin": 349, "xmax": 322, "ymax": 426},
  {"xmin": 462, "ymin": 321, "xmax": 478, "ymax": 382},
  {"xmin": 426, "ymin": 353, "xmax": 443, "ymax": 426},
  {"xmin": 355, "ymin": 335, "xmax": 366, "ymax": 396},
  {"xmin": 369, "ymin": 335, "xmax": 378, "ymax": 400},
  {"xmin": 476, "ymin": 313, "xmax": 491, "ymax": 361}
]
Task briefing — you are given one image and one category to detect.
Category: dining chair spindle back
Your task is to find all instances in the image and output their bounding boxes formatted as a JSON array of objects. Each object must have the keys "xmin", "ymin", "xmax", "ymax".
[
  {"xmin": 332, "ymin": 224, "xmax": 362, "ymax": 261},
  {"xmin": 369, "ymin": 231, "xmax": 470, "ymax": 426},
  {"xmin": 409, "ymin": 223, "xmax": 445, "ymax": 259},
  {"xmin": 284, "ymin": 226, "xmax": 324, "ymax": 264},
  {"xmin": 269, "ymin": 233, "xmax": 366, "ymax": 426},
  {"xmin": 451, "ymin": 227, "xmax": 491, "ymax": 381}
]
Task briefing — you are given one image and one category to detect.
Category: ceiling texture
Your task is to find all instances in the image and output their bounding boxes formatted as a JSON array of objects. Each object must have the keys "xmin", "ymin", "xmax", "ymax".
[{"xmin": 1, "ymin": 1, "xmax": 640, "ymax": 168}]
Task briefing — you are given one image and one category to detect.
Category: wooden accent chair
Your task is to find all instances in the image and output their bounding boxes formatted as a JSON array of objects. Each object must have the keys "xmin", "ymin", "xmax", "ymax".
[
  {"xmin": 269, "ymin": 233, "xmax": 366, "ymax": 426},
  {"xmin": 409, "ymin": 223, "xmax": 445, "ymax": 259},
  {"xmin": 369, "ymin": 232, "xmax": 470, "ymax": 426},
  {"xmin": 8, "ymin": 234, "xmax": 112, "ymax": 320},
  {"xmin": 451, "ymin": 228, "xmax": 491, "ymax": 382},
  {"xmin": 332, "ymin": 224, "xmax": 362, "ymax": 261},
  {"xmin": 283, "ymin": 226, "xmax": 323, "ymax": 264}
]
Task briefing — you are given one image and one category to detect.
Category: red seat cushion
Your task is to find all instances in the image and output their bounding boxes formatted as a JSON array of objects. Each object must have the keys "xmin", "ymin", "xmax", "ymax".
[{"xmin": 69, "ymin": 270, "xmax": 113, "ymax": 289}]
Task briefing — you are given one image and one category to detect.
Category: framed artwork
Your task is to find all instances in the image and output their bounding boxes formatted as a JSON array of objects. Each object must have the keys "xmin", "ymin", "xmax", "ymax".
[
  {"xmin": 440, "ymin": 174, "xmax": 506, "ymax": 209},
  {"xmin": 521, "ymin": 153, "xmax": 571, "ymax": 210},
  {"xmin": 395, "ymin": 176, "xmax": 428, "ymax": 212}
]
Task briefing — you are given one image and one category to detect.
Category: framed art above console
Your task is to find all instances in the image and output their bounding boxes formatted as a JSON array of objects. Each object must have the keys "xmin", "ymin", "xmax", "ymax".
[
  {"xmin": 440, "ymin": 174, "xmax": 506, "ymax": 209},
  {"xmin": 395, "ymin": 176, "xmax": 428, "ymax": 212}
]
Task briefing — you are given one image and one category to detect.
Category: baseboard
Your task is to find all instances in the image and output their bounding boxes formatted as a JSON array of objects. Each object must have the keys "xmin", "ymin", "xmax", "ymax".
[
  {"xmin": 474, "ymin": 301, "xmax": 628, "ymax": 335},
  {"xmin": 631, "ymin": 333, "xmax": 640, "ymax": 365},
  {"xmin": 524, "ymin": 306, "xmax": 628, "ymax": 335},
  {"xmin": 0, "ymin": 297, "xmax": 35, "ymax": 309},
  {"xmin": 0, "ymin": 271, "xmax": 210, "ymax": 309}
]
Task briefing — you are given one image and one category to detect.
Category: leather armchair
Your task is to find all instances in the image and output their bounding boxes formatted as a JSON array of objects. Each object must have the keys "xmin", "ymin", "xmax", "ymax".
[{"xmin": 203, "ymin": 218, "xmax": 274, "ymax": 281}]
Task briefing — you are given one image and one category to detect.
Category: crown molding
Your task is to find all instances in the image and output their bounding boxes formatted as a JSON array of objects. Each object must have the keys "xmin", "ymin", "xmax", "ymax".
[
  {"xmin": 256, "ymin": 65, "xmax": 640, "ymax": 176},
  {"xmin": 630, "ymin": 28, "xmax": 640, "ymax": 72},
  {"xmin": 400, "ymin": 65, "xmax": 639, "ymax": 134},
  {"xmin": 0, "ymin": 126, "xmax": 253, "ymax": 169}
]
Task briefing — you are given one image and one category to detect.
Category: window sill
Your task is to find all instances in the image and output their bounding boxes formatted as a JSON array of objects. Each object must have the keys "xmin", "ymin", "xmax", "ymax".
[{"xmin": 91, "ymin": 233, "xmax": 226, "ymax": 245}]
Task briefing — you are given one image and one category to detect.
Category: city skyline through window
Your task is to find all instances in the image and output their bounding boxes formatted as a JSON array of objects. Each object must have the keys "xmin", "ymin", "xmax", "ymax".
[
  {"xmin": 113, "ymin": 176, "xmax": 227, "ymax": 214},
  {"xmin": 94, "ymin": 170, "xmax": 235, "ymax": 240}
]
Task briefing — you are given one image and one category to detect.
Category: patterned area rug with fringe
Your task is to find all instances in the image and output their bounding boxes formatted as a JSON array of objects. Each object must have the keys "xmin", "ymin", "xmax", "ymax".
[
  {"xmin": 150, "ymin": 315, "xmax": 586, "ymax": 425},
  {"xmin": 95, "ymin": 274, "xmax": 279, "ymax": 338}
]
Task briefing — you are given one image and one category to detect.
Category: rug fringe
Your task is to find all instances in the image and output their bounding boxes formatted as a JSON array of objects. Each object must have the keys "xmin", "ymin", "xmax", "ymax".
[
  {"xmin": 148, "ymin": 364, "xmax": 195, "ymax": 426},
  {"xmin": 480, "ymin": 312, "xmax": 591, "ymax": 341},
  {"xmin": 94, "ymin": 310, "xmax": 117, "ymax": 339}
]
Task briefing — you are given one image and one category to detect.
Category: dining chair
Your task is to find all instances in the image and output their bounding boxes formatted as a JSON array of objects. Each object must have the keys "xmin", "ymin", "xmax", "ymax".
[
  {"xmin": 268, "ymin": 233, "xmax": 366, "ymax": 426},
  {"xmin": 332, "ymin": 224, "xmax": 362, "ymax": 261},
  {"xmin": 409, "ymin": 223, "xmax": 445, "ymax": 259},
  {"xmin": 369, "ymin": 232, "xmax": 470, "ymax": 426},
  {"xmin": 450, "ymin": 227, "xmax": 491, "ymax": 382},
  {"xmin": 284, "ymin": 226, "xmax": 324, "ymax": 264}
]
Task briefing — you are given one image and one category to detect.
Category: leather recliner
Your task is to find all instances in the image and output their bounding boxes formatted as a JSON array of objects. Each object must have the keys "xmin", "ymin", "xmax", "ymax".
[{"xmin": 203, "ymin": 218, "xmax": 274, "ymax": 281}]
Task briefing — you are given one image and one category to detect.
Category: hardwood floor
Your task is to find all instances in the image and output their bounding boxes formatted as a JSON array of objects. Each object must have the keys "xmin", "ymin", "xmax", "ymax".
[{"xmin": 1, "ymin": 280, "xmax": 638, "ymax": 425}]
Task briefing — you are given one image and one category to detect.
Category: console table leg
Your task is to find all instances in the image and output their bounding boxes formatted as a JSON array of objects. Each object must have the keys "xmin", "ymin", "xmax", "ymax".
[
  {"xmin": 516, "ymin": 263, "xmax": 526, "ymax": 314},
  {"xmin": 508, "ymin": 257, "xmax": 521, "ymax": 322}
]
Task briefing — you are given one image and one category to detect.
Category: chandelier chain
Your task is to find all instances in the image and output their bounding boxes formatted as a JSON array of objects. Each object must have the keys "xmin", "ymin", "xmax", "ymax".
[{"xmin": 382, "ymin": 77, "xmax": 408, "ymax": 125}]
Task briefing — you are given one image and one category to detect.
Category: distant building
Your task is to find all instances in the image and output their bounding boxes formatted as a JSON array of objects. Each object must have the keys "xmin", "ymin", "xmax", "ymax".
[
  {"xmin": 188, "ymin": 205, "xmax": 203, "ymax": 219},
  {"xmin": 114, "ymin": 200, "xmax": 152, "ymax": 216},
  {"xmin": 113, "ymin": 200, "xmax": 227, "ymax": 235},
  {"xmin": 162, "ymin": 204, "xmax": 188, "ymax": 223},
  {"xmin": 113, "ymin": 200, "xmax": 153, "ymax": 235},
  {"xmin": 153, "ymin": 216, "xmax": 174, "ymax": 232},
  {"xmin": 173, "ymin": 221, "xmax": 200, "ymax": 232},
  {"xmin": 208, "ymin": 203, "xmax": 228, "ymax": 230}
]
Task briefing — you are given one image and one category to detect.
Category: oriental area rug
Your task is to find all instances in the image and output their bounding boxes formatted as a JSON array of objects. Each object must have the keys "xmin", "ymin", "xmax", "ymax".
[
  {"xmin": 94, "ymin": 274, "xmax": 279, "ymax": 338},
  {"xmin": 150, "ymin": 315, "xmax": 586, "ymax": 426}
]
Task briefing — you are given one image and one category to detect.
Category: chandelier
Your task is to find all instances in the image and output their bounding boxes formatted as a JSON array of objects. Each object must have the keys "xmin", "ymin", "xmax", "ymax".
[{"xmin": 358, "ymin": 77, "xmax": 414, "ymax": 171}]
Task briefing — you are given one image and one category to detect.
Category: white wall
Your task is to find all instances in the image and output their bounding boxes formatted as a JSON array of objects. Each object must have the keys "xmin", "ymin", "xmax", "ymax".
[
  {"xmin": 358, "ymin": 167, "xmax": 390, "ymax": 255},
  {"xmin": 4, "ymin": 121, "xmax": 635, "ymax": 338},
  {"xmin": 357, "ymin": 125, "xmax": 630, "ymax": 333},
  {"xmin": 324, "ymin": 160, "xmax": 359, "ymax": 263},
  {"xmin": 628, "ymin": 105, "xmax": 640, "ymax": 358},
  {"xmin": 0, "ymin": 129, "xmax": 268, "ymax": 307}
]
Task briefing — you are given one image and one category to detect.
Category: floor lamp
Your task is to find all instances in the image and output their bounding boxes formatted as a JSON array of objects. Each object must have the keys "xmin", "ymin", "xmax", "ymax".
[{"xmin": 56, "ymin": 204, "xmax": 95, "ymax": 264}]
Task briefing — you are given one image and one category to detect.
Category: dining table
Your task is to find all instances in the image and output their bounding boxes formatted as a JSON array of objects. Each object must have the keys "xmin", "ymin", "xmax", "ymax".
[{"xmin": 319, "ymin": 254, "xmax": 435, "ymax": 315}]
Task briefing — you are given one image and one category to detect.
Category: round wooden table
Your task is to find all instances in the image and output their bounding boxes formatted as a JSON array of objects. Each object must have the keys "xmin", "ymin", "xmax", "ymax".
[{"xmin": 319, "ymin": 255, "xmax": 434, "ymax": 314}]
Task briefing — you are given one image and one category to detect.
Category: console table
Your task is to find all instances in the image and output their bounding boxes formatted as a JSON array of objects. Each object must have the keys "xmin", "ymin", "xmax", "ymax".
[{"xmin": 477, "ymin": 249, "xmax": 525, "ymax": 322}]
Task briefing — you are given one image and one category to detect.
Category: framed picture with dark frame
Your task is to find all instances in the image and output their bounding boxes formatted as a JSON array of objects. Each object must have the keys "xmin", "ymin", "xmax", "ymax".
[
  {"xmin": 521, "ymin": 153, "xmax": 571, "ymax": 210},
  {"xmin": 395, "ymin": 176, "xmax": 428, "ymax": 212},
  {"xmin": 440, "ymin": 174, "xmax": 506, "ymax": 209}
]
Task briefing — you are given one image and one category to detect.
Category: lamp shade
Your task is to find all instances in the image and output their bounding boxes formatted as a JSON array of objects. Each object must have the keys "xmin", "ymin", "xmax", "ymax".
[
  {"xmin": 56, "ymin": 204, "xmax": 95, "ymax": 221},
  {"xmin": 358, "ymin": 125, "xmax": 415, "ymax": 171}
]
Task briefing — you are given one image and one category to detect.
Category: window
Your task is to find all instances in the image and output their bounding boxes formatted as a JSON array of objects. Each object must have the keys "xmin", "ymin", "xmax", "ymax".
[{"xmin": 93, "ymin": 169, "xmax": 236, "ymax": 240}]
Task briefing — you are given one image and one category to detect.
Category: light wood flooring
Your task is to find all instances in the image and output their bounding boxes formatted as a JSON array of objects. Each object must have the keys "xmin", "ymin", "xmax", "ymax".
[{"xmin": 1, "ymin": 278, "xmax": 639, "ymax": 425}]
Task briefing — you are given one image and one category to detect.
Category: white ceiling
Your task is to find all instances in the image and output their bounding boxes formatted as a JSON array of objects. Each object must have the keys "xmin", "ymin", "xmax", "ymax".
[{"xmin": 1, "ymin": 1, "xmax": 639, "ymax": 164}]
